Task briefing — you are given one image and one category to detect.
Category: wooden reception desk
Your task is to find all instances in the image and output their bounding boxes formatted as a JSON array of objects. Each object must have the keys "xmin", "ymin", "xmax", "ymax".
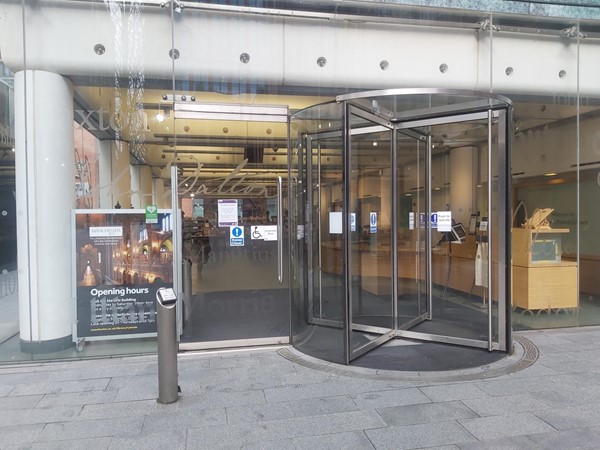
[
  {"xmin": 320, "ymin": 235, "xmax": 491, "ymax": 297},
  {"xmin": 321, "ymin": 230, "xmax": 578, "ymax": 311}
]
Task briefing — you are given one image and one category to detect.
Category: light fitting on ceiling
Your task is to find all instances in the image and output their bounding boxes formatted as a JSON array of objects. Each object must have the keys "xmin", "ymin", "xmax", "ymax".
[
  {"xmin": 559, "ymin": 70, "xmax": 567, "ymax": 79},
  {"xmin": 380, "ymin": 60, "xmax": 389, "ymax": 71},
  {"xmin": 561, "ymin": 25, "xmax": 586, "ymax": 39},
  {"xmin": 439, "ymin": 63, "xmax": 448, "ymax": 74},
  {"xmin": 174, "ymin": 102, "xmax": 288, "ymax": 122},
  {"xmin": 169, "ymin": 48, "xmax": 180, "ymax": 60},
  {"xmin": 505, "ymin": 67, "xmax": 514, "ymax": 77},
  {"xmin": 160, "ymin": 1, "xmax": 184, "ymax": 13},
  {"xmin": 240, "ymin": 53, "xmax": 250, "ymax": 64},
  {"xmin": 94, "ymin": 44, "xmax": 105, "ymax": 55},
  {"xmin": 479, "ymin": 19, "xmax": 499, "ymax": 32},
  {"xmin": 317, "ymin": 56, "xmax": 327, "ymax": 67},
  {"xmin": 156, "ymin": 108, "xmax": 170, "ymax": 122}
]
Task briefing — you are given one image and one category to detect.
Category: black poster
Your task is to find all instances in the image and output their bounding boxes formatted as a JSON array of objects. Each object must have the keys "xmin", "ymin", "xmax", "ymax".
[{"xmin": 74, "ymin": 210, "xmax": 174, "ymax": 339}]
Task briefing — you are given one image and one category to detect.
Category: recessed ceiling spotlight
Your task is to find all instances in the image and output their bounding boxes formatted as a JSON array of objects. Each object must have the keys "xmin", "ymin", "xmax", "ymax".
[
  {"xmin": 240, "ymin": 53, "xmax": 250, "ymax": 64},
  {"xmin": 439, "ymin": 63, "xmax": 448, "ymax": 73},
  {"xmin": 380, "ymin": 60, "xmax": 389, "ymax": 71},
  {"xmin": 94, "ymin": 44, "xmax": 106, "ymax": 55},
  {"xmin": 155, "ymin": 111, "xmax": 165, "ymax": 122},
  {"xmin": 169, "ymin": 48, "xmax": 180, "ymax": 60},
  {"xmin": 317, "ymin": 56, "xmax": 327, "ymax": 67},
  {"xmin": 505, "ymin": 66, "xmax": 514, "ymax": 76},
  {"xmin": 559, "ymin": 70, "xmax": 567, "ymax": 79}
]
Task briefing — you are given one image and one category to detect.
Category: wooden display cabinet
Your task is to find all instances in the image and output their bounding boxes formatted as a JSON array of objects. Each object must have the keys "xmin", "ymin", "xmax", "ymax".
[{"xmin": 511, "ymin": 228, "xmax": 577, "ymax": 310}]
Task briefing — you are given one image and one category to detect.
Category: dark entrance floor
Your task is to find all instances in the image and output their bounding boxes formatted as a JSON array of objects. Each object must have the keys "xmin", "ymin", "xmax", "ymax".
[{"xmin": 351, "ymin": 339, "xmax": 507, "ymax": 371}]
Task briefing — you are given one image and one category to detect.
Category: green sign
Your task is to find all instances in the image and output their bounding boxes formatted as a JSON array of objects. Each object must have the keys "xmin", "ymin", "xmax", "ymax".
[{"xmin": 145, "ymin": 205, "xmax": 158, "ymax": 224}]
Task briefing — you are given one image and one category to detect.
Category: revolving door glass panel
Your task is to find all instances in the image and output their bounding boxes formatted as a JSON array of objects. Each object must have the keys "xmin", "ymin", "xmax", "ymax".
[
  {"xmin": 396, "ymin": 131, "xmax": 429, "ymax": 331},
  {"xmin": 348, "ymin": 107, "xmax": 395, "ymax": 359},
  {"xmin": 290, "ymin": 102, "xmax": 347, "ymax": 364},
  {"xmin": 400, "ymin": 111, "xmax": 506, "ymax": 349}
]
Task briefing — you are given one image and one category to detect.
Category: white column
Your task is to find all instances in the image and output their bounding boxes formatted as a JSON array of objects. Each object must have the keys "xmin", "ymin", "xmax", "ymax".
[
  {"xmin": 15, "ymin": 70, "xmax": 75, "ymax": 352},
  {"xmin": 112, "ymin": 142, "xmax": 131, "ymax": 208},
  {"xmin": 139, "ymin": 165, "xmax": 153, "ymax": 207},
  {"xmin": 97, "ymin": 140, "xmax": 113, "ymax": 209},
  {"xmin": 130, "ymin": 165, "xmax": 141, "ymax": 208},
  {"xmin": 450, "ymin": 146, "xmax": 475, "ymax": 226},
  {"xmin": 153, "ymin": 178, "xmax": 167, "ymax": 208}
]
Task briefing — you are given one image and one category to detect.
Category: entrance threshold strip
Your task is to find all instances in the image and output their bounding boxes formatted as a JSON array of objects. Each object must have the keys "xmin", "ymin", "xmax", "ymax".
[{"xmin": 277, "ymin": 335, "xmax": 538, "ymax": 382}]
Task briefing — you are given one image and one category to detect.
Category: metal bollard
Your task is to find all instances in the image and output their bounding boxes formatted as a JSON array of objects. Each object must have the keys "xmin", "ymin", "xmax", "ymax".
[{"xmin": 156, "ymin": 287, "xmax": 179, "ymax": 404}]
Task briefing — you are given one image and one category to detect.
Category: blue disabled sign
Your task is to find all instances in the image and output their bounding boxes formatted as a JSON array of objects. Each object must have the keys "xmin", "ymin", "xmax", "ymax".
[
  {"xmin": 370, "ymin": 212, "xmax": 377, "ymax": 233},
  {"xmin": 230, "ymin": 226, "xmax": 244, "ymax": 247}
]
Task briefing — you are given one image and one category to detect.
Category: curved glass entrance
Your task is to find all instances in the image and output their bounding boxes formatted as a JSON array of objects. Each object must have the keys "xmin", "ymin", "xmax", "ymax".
[{"xmin": 290, "ymin": 89, "xmax": 512, "ymax": 365}]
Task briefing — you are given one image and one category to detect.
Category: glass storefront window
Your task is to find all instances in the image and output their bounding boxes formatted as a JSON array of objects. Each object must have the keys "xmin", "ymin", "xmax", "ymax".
[{"xmin": 2, "ymin": 0, "xmax": 600, "ymax": 364}]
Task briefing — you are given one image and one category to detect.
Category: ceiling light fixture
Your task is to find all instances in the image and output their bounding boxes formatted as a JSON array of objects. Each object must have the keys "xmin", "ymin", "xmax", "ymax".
[{"xmin": 174, "ymin": 102, "xmax": 288, "ymax": 122}]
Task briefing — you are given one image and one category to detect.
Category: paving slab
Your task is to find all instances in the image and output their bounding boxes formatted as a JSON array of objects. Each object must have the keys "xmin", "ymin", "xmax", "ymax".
[
  {"xmin": 365, "ymin": 420, "xmax": 477, "ymax": 449},
  {"xmin": 186, "ymin": 410, "xmax": 386, "ymax": 449},
  {"xmin": 376, "ymin": 400, "xmax": 478, "ymax": 427},
  {"xmin": 458, "ymin": 412, "xmax": 557, "ymax": 440},
  {"xmin": 38, "ymin": 416, "xmax": 145, "ymax": 441},
  {"xmin": 351, "ymin": 387, "xmax": 431, "ymax": 409},
  {"xmin": 0, "ymin": 423, "xmax": 45, "ymax": 447},
  {"xmin": 109, "ymin": 430, "xmax": 186, "ymax": 450},
  {"xmin": 238, "ymin": 430, "xmax": 376, "ymax": 450},
  {"xmin": 458, "ymin": 435, "xmax": 542, "ymax": 450},
  {"xmin": 419, "ymin": 382, "xmax": 489, "ymax": 402},
  {"xmin": 526, "ymin": 427, "xmax": 600, "ymax": 450},
  {"xmin": 534, "ymin": 403, "xmax": 600, "ymax": 430},
  {"xmin": 0, "ymin": 393, "xmax": 42, "ymax": 410},
  {"xmin": 5, "ymin": 437, "xmax": 112, "ymax": 450},
  {"xmin": 461, "ymin": 393, "xmax": 550, "ymax": 416},
  {"xmin": 225, "ymin": 401, "xmax": 295, "ymax": 424}
]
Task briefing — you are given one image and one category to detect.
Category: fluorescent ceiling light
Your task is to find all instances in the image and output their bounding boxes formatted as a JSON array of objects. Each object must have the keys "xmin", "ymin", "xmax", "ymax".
[{"xmin": 173, "ymin": 102, "xmax": 288, "ymax": 123}]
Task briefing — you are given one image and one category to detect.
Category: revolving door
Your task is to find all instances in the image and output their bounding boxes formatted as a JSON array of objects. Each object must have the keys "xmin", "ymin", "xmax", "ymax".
[{"xmin": 290, "ymin": 89, "xmax": 512, "ymax": 365}]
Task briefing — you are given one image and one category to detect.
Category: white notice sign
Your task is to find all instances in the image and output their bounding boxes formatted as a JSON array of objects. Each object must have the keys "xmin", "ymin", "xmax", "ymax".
[
  {"xmin": 218, "ymin": 199, "xmax": 238, "ymax": 227},
  {"xmin": 251, "ymin": 225, "xmax": 278, "ymax": 241},
  {"xmin": 329, "ymin": 212, "xmax": 343, "ymax": 234},
  {"xmin": 437, "ymin": 211, "xmax": 452, "ymax": 232}
]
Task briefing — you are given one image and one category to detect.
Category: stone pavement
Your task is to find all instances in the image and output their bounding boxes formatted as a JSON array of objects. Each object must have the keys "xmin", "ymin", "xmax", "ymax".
[{"xmin": 2, "ymin": 327, "xmax": 600, "ymax": 449}]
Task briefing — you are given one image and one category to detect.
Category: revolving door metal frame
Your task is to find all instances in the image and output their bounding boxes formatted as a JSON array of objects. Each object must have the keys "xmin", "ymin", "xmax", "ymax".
[{"xmin": 296, "ymin": 89, "xmax": 512, "ymax": 365}]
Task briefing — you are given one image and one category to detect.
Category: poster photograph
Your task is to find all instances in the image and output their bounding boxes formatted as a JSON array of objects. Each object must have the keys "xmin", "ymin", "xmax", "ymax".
[{"xmin": 73, "ymin": 210, "xmax": 174, "ymax": 339}]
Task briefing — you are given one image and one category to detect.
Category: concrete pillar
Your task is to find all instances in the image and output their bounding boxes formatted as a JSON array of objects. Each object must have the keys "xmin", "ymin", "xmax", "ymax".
[
  {"xmin": 15, "ymin": 70, "xmax": 75, "ymax": 352},
  {"xmin": 153, "ymin": 178, "xmax": 166, "ymax": 208},
  {"xmin": 97, "ymin": 140, "xmax": 112, "ymax": 209},
  {"xmin": 112, "ymin": 143, "xmax": 132, "ymax": 208},
  {"xmin": 139, "ymin": 165, "xmax": 153, "ymax": 207},
  {"xmin": 130, "ymin": 165, "xmax": 141, "ymax": 208},
  {"xmin": 450, "ymin": 146, "xmax": 475, "ymax": 226}
]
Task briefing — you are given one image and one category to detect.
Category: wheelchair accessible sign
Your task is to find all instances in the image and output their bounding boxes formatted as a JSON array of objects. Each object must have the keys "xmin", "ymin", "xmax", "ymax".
[{"xmin": 230, "ymin": 226, "xmax": 245, "ymax": 247}]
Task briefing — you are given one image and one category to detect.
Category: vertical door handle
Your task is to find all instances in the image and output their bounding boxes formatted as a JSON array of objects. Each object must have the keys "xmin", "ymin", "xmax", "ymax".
[{"xmin": 277, "ymin": 176, "xmax": 284, "ymax": 283}]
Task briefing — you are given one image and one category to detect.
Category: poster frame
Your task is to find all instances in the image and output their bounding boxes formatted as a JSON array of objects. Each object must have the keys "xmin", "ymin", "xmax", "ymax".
[{"xmin": 71, "ymin": 208, "xmax": 174, "ymax": 347}]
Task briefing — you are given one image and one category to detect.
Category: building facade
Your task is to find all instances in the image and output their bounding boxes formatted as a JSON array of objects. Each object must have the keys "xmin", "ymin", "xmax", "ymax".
[{"xmin": 0, "ymin": 0, "xmax": 599, "ymax": 363}]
